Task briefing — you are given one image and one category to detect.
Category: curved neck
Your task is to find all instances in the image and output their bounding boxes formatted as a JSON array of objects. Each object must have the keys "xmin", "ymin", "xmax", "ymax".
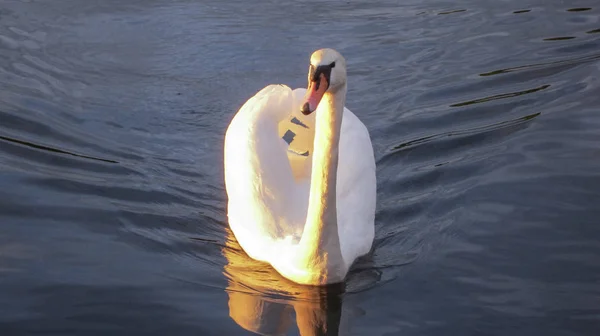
[{"xmin": 299, "ymin": 84, "xmax": 347, "ymax": 280}]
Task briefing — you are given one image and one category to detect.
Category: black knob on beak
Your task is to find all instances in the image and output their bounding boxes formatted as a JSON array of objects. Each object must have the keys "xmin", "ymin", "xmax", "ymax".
[{"xmin": 301, "ymin": 102, "xmax": 312, "ymax": 115}]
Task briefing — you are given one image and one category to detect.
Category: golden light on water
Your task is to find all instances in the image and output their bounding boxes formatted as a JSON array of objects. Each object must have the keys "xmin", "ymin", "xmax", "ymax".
[{"xmin": 222, "ymin": 228, "xmax": 347, "ymax": 336}]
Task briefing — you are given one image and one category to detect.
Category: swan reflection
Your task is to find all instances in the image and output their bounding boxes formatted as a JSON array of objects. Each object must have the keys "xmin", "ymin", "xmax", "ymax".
[{"xmin": 222, "ymin": 229, "xmax": 349, "ymax": 335}]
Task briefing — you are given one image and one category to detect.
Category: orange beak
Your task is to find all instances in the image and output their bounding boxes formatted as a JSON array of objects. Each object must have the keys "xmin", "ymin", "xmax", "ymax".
[{"xmin": 301, "ymin": 73, "xmax": 329, "ymax": 115}]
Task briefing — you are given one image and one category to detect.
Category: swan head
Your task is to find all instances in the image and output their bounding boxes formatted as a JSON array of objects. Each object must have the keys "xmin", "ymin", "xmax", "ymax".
[{"xmin": 301, "ymin": 48, "xmax": 347, "ymax": 115}]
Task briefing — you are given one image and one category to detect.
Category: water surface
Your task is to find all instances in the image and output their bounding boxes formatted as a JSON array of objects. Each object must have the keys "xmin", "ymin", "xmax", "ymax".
[{"xmin": 1, "ymin": 0, "xmax": 600, "ymax": 335}]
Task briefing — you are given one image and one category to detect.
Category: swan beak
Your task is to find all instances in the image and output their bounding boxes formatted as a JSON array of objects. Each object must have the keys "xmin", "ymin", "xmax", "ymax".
[{"xmin": 301, "ymin": 73, "xmax": 329, "ymax": 115}]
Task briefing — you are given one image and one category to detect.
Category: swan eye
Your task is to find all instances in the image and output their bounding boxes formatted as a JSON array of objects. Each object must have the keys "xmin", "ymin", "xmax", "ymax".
[{"xmin": 308, "ymin": 63, "xmax": 334, "ymax": 83}]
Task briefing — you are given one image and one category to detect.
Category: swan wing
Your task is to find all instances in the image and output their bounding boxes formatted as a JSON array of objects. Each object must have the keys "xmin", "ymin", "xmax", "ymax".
[
  {"xmin": 336, "ymin": 108, "xmax": 377, "ymax": 263},
  {"xmin": 224, "ymin": 85, "xmax": 300, "ymax": 261}
]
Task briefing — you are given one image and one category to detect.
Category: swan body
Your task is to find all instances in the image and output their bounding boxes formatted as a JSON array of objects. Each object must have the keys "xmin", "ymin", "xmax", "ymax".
[{"xmin": 224, "ymin": 49, "xmax": 376, "ymax": 285}]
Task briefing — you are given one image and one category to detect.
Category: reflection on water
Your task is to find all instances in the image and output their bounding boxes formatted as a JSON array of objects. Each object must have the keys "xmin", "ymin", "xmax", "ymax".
[{"xmin": 222, "ymin": 229, "xmax": 347, "ymax": 336}]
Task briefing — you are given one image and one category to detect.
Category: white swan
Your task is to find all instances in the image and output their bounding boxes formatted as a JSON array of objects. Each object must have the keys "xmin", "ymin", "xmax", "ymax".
[{"xmin": 224, "ymin": 48, "xmax": 376, "ymax": 285}]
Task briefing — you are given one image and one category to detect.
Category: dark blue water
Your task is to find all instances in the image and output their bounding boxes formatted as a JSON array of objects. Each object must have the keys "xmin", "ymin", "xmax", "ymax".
[{"xmin": 1, "ymin": 0, "xmax": 600, "ymax": 335}]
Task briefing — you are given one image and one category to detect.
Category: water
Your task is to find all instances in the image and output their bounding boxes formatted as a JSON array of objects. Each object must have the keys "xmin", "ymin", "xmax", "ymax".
[{"xmin": 1, "ymin": 0, "xmax": 600, "ymax": 334}]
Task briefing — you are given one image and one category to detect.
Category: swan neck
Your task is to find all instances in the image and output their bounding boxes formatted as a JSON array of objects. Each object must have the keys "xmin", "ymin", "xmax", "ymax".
[{"xmin": 300, "ymin": 85, "xmax": 347, "ymax": 280}]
